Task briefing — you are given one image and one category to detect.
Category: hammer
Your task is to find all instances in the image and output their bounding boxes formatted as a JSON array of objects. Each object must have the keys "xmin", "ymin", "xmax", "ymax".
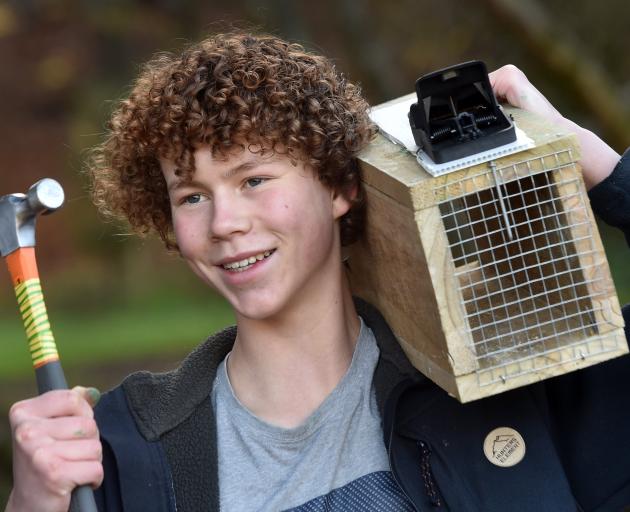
[{"xmin": 1, "ymin": 179, "xmax": 97, "ymax": 512}]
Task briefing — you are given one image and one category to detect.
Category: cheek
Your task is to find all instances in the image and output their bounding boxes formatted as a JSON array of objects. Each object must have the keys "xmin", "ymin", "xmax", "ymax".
[
  {"xmin": 261, "ymin": 187, "xmax": 320, "ymax": 225},
  {"xmin": 259, "ymin": 189, "xmax": 295, "ymax": 220},
  {"xmin": 260, "ymin": 186, "xmax": 335, "ymax": 254},
  {"xmin": 172, "ymin": 213, "xmax": 206, "ymax": 258}
]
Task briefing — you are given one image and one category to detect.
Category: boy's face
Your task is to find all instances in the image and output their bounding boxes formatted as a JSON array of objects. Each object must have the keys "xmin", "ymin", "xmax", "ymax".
[{"xmin": 161, "ymin": 146, "xmax": 352, "ymax": 321}]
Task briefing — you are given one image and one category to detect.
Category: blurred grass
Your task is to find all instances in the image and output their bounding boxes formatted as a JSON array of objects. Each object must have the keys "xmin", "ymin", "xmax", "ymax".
[
  {"xmin": 0, "ymin": 237, "xmax": 235, "ymax": 381},
  {"xmin": 0, "ymin": 289, "xmax": 234, "ymax": 380}
]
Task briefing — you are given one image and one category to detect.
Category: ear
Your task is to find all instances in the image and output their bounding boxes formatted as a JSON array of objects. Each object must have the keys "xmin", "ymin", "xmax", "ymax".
[{"xmin": 331, "ymin": 184, "xmax": 357, "ymax": 220}]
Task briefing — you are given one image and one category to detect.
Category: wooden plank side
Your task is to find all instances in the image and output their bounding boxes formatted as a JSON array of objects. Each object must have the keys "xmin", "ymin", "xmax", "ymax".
[
  {"xmin": 347, "ymin": 182, "xmax": 455, "ymax": 376},
  {"xmin": 358, "ymin": 136, "xmax": 418, "ymax": 209},
  {"xmin": 415, "ymin": 206, "xmax": 477, "ymax": 376},
  {"xmin": 396, "ymin": 334, "xmax": 461, "ymax": 399}
]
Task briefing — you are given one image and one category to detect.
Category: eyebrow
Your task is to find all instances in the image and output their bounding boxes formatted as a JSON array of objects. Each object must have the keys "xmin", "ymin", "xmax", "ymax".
[
  {"xmin": 222, "ymin": 160, "xmax": 259, "ymax": 179},
  {"xmin": 167, "ymin": 178, "xmax": 205, "ymax": 192},
  {"xmin": 223, "ymin": 153, "xmax": 286, "ymax": 178},
  {"xmin": 167, "ymin": 155, "xmax": 281, "ymax": 191}
]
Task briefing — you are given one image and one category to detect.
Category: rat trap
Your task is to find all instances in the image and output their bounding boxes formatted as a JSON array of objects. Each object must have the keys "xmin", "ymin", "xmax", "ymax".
[
  {"xmin": 409, "ymin": 61, "xmax": 516, "ymax": 164},
  {"xmin": 349, "ymin": 66, "xmax": 627, "ymax": 402}
]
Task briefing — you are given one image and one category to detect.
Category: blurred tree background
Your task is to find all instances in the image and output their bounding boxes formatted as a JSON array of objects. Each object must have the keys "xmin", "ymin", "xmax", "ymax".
[{"xmin": 0, "ymin": 0, "xmax": 629, "ymax": 499}]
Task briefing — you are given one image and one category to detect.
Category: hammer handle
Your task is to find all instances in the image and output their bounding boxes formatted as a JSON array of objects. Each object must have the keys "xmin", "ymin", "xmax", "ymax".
[
  {"xmin": 7, "ymin": 248, "xmax": 98, "ymax": 512},
  {"xmin": 36, "ymin": 362, "xmax": 98, "ymax": 512}
]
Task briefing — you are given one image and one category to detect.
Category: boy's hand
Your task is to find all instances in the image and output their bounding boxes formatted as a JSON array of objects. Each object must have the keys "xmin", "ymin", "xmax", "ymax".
[
  {"xmin": 489, "ymin": 64, "xmax": 620, "ymax": 189},
  {"xmin": 6, "ymin": 387, "xmax": 103, "ymax": 512}
]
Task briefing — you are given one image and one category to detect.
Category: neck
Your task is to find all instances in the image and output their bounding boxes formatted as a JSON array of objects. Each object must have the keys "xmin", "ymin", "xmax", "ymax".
[{"xmin": 227, "ymin": 272, "xmax": 360, "ymax": 429}]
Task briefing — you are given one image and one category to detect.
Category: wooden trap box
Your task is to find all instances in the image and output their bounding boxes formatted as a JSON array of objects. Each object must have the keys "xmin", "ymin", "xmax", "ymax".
[{"xmin": 349, "ymin": 99, "xmax": 628, "ymax": 402}]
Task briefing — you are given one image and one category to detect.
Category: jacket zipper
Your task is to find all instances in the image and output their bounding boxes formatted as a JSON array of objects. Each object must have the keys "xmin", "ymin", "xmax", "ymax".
[{"xmin": 417, "ymin": 441, "xmax": 443, "ymax": 507}]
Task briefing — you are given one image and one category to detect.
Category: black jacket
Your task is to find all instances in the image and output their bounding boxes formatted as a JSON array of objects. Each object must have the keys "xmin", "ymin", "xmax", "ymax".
[{"xmin": 94, "ymin": 150, "xmax": 630, "ymax": 511}]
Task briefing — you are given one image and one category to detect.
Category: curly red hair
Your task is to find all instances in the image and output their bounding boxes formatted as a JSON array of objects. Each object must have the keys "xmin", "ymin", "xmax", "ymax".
[{"xmin": 88, "ymin": 32, "xmax": 376, "ymax": 249}]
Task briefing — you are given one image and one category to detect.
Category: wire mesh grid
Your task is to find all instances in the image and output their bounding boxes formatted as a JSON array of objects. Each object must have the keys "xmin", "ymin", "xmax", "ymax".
[{"xmin": 435, "ymin": 149, "xmax": 620, "ymax": 386}]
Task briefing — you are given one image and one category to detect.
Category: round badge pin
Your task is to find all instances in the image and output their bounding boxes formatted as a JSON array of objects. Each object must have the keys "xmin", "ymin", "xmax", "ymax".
[{"xmin": 483, "ymin": 427, "xmax": 526, "ymax": 467}]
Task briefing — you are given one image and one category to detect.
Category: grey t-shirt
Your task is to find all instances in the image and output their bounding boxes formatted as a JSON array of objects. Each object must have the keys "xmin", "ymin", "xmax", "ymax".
[{"xmin": 211, "ymin": 318, "xmax": 414, "ymax": 511}]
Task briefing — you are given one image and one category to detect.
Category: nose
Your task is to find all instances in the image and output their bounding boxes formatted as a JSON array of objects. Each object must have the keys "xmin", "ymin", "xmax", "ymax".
[{"xmin": 209, "ymin": 192, "xmax": 251, "ymax": 240}]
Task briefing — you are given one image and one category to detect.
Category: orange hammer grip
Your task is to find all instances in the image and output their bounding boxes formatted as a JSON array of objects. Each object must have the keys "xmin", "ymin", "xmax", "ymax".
[{"xmin": 6, "ymin": 247, "xmax": 40, "ymax": 285}]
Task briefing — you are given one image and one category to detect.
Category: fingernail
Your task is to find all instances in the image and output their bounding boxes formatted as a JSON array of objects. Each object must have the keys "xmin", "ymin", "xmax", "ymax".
[{"xmin": 86, "ymin": 387, "xmax": 101, "ymax": 407}]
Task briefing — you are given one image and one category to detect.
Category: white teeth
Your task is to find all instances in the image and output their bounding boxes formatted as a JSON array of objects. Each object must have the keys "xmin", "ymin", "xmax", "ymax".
[{"xmin": 222, "ymin": 250, "xmax": 274, "ymax": 271}]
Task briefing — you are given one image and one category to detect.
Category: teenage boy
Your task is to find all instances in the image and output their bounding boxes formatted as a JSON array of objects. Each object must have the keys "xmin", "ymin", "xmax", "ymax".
[{"xmin": 7, "ymin": 32, "xmax": 630, "ymax": 512}]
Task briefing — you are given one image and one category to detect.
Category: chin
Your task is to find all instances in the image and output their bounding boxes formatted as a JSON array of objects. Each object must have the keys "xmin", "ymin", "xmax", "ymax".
[
  {"xmin": 234, "ymin": 301, "xmax": 285, "ymax": 322},
  {"xmin": 228, "ymin": 290, "xmax": 288, "ymax": 322}
]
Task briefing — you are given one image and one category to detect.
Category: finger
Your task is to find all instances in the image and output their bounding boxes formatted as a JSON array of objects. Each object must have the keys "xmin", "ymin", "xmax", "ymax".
[
  {"xmin": 489, "ymin": 65, "xmax": 528, "ymax": 106},
  {"xmin": 14, "ymin": 416, "xmax": 99, "ymax": 447},
  {"xmin": 50, "ymin": 439, "xmax": 103, "ymax": 462},
  {"xmin": 489, "ymin": 65, "xmax": 562, "ymax": 121},
  {"xmin": 55, "ymin": 416, "xmax": 99, "ymax": 440},
  {"xmin": 10, "ymin": 389, "xmax": 96, "ymax": 427},
  {"xmin": 33, "ymin": 451, "xmax": 104, "ymax": 496},
  {"xmin": 71, "ymin": 386, "xmax": 101, "ymax": 408},
  {"xmin": 63, "ymin": 460, "xmax": 104, "ymax": 490}
]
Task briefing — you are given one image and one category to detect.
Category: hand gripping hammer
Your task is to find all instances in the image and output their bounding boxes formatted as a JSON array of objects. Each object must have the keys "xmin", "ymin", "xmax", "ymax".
[{"xmin": 1, "ymin": 179, "xmax": 97, "ymax": 512}]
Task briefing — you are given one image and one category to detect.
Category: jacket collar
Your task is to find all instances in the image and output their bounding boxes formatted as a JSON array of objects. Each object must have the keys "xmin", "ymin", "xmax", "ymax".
[
  {"xmin": 122, "ymin": 298, "xmax": 421, "ymax": 441},
  {"xmin": 122, "ymin": 325, "xmax": 236, "ymax": 441}
]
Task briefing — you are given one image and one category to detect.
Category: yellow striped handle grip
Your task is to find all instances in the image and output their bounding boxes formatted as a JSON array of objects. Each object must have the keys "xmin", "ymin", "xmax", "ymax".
[
  {"xmin": 14, "ymin": 278, "xmax": 59, "ymax": 368},
  {"xmin": 6, "ymin": 247, "xmax": 60, "ymax": 369}
]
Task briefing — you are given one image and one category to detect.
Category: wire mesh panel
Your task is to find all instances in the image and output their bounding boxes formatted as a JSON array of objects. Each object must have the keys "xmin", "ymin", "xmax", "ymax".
[{"xmin": 437, "ymin": 150, "xmax": 617, "ymax": 386}]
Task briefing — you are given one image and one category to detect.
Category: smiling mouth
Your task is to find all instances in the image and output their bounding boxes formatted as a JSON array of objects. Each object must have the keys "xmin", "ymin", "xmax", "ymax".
[{"xmin": 221, "ymin": 250, "xmax": 275, "ymax": 272}]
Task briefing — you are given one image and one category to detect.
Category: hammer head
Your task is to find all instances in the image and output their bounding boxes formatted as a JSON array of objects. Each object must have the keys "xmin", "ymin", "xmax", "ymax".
[{"xmin": 0, "ymin": 179, "xmax": 65, "ymax": 257}]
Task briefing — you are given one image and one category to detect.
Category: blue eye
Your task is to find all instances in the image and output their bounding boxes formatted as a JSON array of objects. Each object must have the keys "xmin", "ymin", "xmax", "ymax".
[
  {"xmin": 183, "ymin": 194, "xmax": 202, "ymax": 204},
  {"xmin": 246, "ymin": 177, "xmax": 265, "ymax": 188}
]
